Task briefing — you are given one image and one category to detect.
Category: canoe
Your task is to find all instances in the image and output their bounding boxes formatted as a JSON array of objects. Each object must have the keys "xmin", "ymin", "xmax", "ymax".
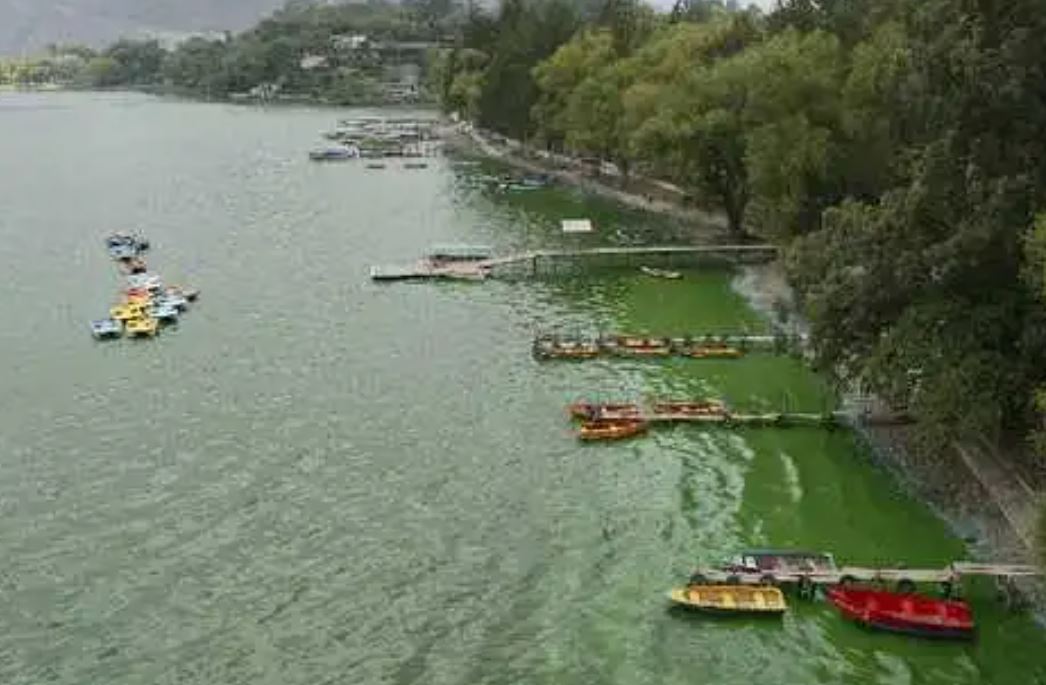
[
  {"xmin": 535, "ymin": 342, "xmax": 600, "ymax": 359},
  {"xmin": 578, "ymin": 419, "xmax": 647, "ymax": 441},
  {"xmin": 640, "ymin": 266, "xmax": 682, "ymax": 279},
  {"xmin": 125, "ymin": 317, "xmax": 159, "ymax": 338},
  {"xmin": 568, "ymin": 402, "xmax": 642, "ymax": 420},
  {"xmin": 668, "ymin": 585, "xmax": 787, "ymax": 615},
  {"xmin": 826, "ymin": 587, "xmax": 974, "ymax": 639},
  {"xmin": 652, "ymin": 400, "xmax": 727, "ymax": 417},
  {"xmin": 687, "ymin": 345, "xmax": 743, "ymax": 359}
]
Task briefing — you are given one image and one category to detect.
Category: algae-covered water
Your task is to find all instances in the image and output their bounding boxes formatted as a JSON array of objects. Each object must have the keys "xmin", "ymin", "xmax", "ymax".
[{"xmin": 0, "ymin": 92, "xmax": 1044, "ymax": 684}]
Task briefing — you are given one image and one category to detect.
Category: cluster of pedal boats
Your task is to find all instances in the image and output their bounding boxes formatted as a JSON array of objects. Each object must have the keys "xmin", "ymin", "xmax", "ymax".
[
  {"xmin": 90, "ymin": 234, "xmax": 199, "ymax": 340},
  {"xmin": 534, "ymin": 334, "xmax": 743, "ymax": 360},
  {"xmin": 669, "ymin": 550, "xmax": 975, "ymax": 640}
]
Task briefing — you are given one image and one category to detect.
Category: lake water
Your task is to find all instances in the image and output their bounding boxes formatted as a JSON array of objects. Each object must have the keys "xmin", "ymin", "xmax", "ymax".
[{"xmin": 0, "ymin": 91, "xmax": 1044, "ymax": 684}]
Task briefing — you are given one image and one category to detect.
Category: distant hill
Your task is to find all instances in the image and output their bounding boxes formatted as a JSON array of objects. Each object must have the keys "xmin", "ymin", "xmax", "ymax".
[{"xmin": 0, "ymin": 0, "xmax": 289, "ymax": 54}]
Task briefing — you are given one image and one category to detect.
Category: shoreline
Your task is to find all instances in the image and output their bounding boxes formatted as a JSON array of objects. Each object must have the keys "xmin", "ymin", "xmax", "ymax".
[{"xmin": 445, "ymin": 125, "xmax": 730, "ymax": 240}]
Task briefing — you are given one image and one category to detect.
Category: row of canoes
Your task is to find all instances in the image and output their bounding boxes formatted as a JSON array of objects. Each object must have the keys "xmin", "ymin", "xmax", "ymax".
[
  {"xmin": 668, "ymin": 549, "xmax": 975, "ymax": 639},
  {"xmin": 534, "ymin": 335, "xmax": 743, "ymax": 360},
  {"xmin": 570, "ymin": 400, "xmax": 729, "ymax": 441},
  {"xmin": 91, "ymin": 234, "xmax": 199, "ymax": 340}
]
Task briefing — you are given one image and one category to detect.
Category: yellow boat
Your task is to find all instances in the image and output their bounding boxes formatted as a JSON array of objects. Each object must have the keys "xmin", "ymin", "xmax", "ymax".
[
  {"xmin": 110, "ymin": 303, "xmax": 144, "ymax": 321},
  {"xmin": 668, "ymin": 585, "xmax": 787, "ymax": 615},
  {"xmin": 125, "ymin": 317, "xmax": 158, "ymax": 338}
]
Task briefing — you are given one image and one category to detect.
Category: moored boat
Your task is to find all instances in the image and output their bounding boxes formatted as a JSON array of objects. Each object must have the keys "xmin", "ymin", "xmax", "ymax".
[
  {"xmin": 613, "ymin": 336, "xmax": 672, "ymax": 356},
  {"xmin": 127, "ymin": 273, "xmax": 163, "ymax": 292},
  {"xmin": 165, "ymin": 285, "xmax": 200, "ymax": 302},
  {"xmin": 90, "ymin": 319, "xmax": 122, "ymax": 339},
  {"xmin": 568, "ymin": 402, "xmax": 642, "ymax": 420},
  {"xmin": 668, "ymin": 585, "xmax": 787, "ymax": 615},
  {"xmin": 640, "ymin": 266, "xmax": 682, "ymax": 280},
  {"xmin": 578, "ymin": 419, "xmax": 648, "ymax": 441},
  {"xmin": 687, "ymin": 343, "xmax": 743, "ymax": 359},
  {"xmin": 309, "ymin": 145, "xmax": 358, "ymax": 161},
  {"xmin": 826, "ymin": 587, "xmax": 974, "ymax": 639},
  {"xmin": 652, "ymin": 400, "xmax": 728, "ymax": 417},
  {"xmin": 147, "ymin": 304, "xmax": 180, "ymax": 322},
  {"xmin": 110, "ymin": 303, "xmax": 145, "ymax": 321},
  {"xmin": 125, "ymin": 317, "xmax": 159, "ymax": 338},
  {"xmin": 534, "ymin": 340, "xmax": 601, "ymax": 359}
]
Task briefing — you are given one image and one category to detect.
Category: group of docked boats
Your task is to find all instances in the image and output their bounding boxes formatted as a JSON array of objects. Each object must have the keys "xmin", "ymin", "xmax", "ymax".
[
  {"xmin": 90, "ymin": 234, "xmax": 199, "ymax": 340},
  {"xmin": 669, "ymin": 550, "xmax": 975, "ymax": 640},
  {"xmin": 309, "ymin": 116, "xmax": 438, "ymax": 165},
  {"xmin": 569, "ymin": 399, "xmax": 728, "ymax": 441},
  {"xmin": 534, "ymin": 334, "xmax": 743, "ymax": 361}
]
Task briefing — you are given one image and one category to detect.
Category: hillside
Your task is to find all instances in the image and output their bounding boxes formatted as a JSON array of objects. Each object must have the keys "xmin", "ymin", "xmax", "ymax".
[{"xmin": 0, "ymin": 0, "xmax": 287, "ymax": 54}]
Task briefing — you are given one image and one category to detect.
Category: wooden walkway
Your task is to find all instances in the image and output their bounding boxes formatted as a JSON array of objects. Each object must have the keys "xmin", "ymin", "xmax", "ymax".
[
  {"xmin": 370, "ymin": 244, "xmax": 778, "ymax": 281},
  {"xmin": 689, "ymin": 562, "xmax": 1040, "ymax": 588}
]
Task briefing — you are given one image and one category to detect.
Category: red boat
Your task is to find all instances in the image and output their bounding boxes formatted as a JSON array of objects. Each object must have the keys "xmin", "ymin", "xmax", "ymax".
[{"xmin": 826, "ymin": 587, "xmax": 974, "ymax": 640}]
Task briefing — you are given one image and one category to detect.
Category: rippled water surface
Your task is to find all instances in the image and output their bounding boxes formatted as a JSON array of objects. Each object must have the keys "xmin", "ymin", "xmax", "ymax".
[{"xmin": 1, "ymin": 92, "xmax": 1045, "ymax": 684}]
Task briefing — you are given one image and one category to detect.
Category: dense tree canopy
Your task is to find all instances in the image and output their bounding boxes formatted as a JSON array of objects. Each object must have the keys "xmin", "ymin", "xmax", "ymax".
[{"xmin": 438, "ymin": 0, "xmax": 1046, "ymax": 494}]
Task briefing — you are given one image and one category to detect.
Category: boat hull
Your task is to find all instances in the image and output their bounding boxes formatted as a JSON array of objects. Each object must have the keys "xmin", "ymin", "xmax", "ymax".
[
  {"xmin": 668, "ymin": 586, "xmax": 787, "ymax": 615},
  {"xmin": 827, "ymin": 588, "xmax": 974, "ymax": 640}
]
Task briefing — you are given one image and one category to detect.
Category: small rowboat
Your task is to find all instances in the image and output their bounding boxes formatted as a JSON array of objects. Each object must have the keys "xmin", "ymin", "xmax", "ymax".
[
  {"xmin": 640, "ymin": 266, "xmax": 682, "ymax": 280},
  {"xmin": 89, "ymin": 319, "xmax": 122, "ymax": 339},
  {"xmin": 613, "ymin": 337, "xmax": 672, "ymax": 356},
  {"xmin": 668, "ymin": 585, "xmax": 787, "ymax": 615},
  {"xmin": 687, "ymin": 344, "xmax": 743, "ymax": 359},
  {"xmin": 535, "ymin": 341, "xmax": 601, "ymax": 360},
  {"xmin": 125, "ymin": 317, "xmax": 159, "ymax": 338},
  {"xmin": 652, "ymin": 400, "xmax": 727, "ymax": 417},
  {"xmin": 119, "ymin": 257, "xmax": 148, "ymax": 274},
  {"xmin": 110, "ymin": 303, "xmax": 145, "ymax": 321},
  {"xmin": 578, "ymin": 419, "xmax": 647, "ymax": 441},
  {"xmin": 165, "ymin": 285, "xmax": 200, "ymax": 302},
  {"xmin": 826, "ymin": 587, "xmax": 974, "ymax": 639},
  {"xmin": 568, "ymin": 402, "xmax": 642, "ymax": 420}
]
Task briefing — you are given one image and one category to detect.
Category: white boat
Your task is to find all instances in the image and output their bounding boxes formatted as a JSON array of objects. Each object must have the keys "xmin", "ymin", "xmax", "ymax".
[{"xmin": 640, "ymin": 266, "xmax": 682, "ymax": 280}]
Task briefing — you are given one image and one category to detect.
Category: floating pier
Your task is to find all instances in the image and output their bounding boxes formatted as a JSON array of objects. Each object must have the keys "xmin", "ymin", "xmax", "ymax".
[
  {"xmin": 370, "ymin": 244, "xmax": 779, "ymax": 282},
  {"xmin": 687, "ymin": 562, "xmax": 1040, "ymax": 591},
  {"xmin": 535, "ymin": 332, "xmax": 807, "ymax": 359}
]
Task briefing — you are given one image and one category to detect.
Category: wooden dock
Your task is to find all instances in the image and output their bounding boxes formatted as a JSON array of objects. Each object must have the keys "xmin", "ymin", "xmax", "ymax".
[
  {"xmin": 688, "ymin": 562, "xmax": 1040, "ymax": 588},
  {"xmin": 370, "ymin": 244, "xmax": 778, "ymax": 282},
  {"xmin": 535, "ymin": 332, "xmax": 807, "ymax": 360}
]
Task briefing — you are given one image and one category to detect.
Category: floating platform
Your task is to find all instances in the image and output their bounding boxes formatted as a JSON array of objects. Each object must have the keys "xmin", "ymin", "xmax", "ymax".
[
  {"xmin": 370, "ymin": 261, "xmax": 488, "ymax": 282},
  {"xmin": 685, "ymin": 562, "xmax": 1040, "ymax": 589},
  {"xmin": 535, "ymin": 333, "xmax": 805, "ymax": 359}
]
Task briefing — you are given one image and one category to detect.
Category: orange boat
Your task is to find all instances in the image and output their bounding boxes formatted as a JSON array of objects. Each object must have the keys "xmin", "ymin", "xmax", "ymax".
[
  {"xmin": 652, "ymin": 400, "xmax": 727, "ymax": 417},
  {"xmin": 614, "ymin": 336, "xmax": 671, "ymax": 356},
  {"xmin": 578, "ymin": 419, "xmax": 648, "ymax": 441},
  {"xmin": 536, "ymin": 341, "xmax": 600, "ymax": 359},
  {"xmin": 687, "ymin": 344, "xmax": 743, "ymax": 359},
  {"xmin": 568, "ymin": 403, "xmax": 642, "ymax": 420}
]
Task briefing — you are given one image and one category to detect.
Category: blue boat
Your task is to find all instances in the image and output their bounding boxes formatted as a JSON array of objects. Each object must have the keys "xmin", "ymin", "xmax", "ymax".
[
  {"xmin": 154, "ymin": 293, "xmax": 188, "ymax": 311},
  {"xmin": 309, "ymin": 146, "xmax": 357, "ymax": 161},
  {"xmin": 147, "ymin": 304, "xmax": 180, "ymax": 322},
  {"xmin": 105, "ymin": 233, "xmax": 149, "ymax": 255},
  {"xmin": 90, "ymin": 319, "xmax": 122, "ymax": 339}
]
